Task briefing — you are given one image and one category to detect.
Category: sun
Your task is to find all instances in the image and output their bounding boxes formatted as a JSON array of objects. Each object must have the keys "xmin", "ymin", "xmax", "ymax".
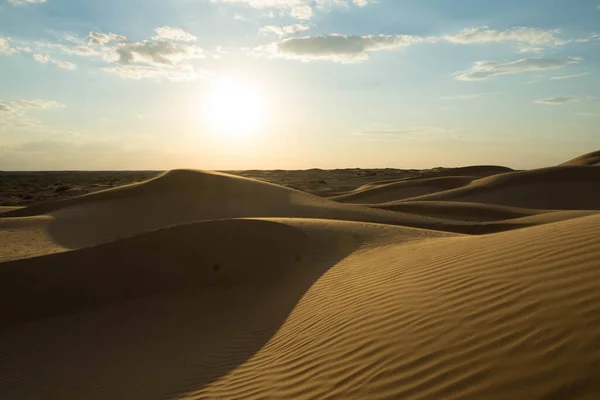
[{"xmin": 202, "ymin": 80, "xmax": 268, "ymax": 138}]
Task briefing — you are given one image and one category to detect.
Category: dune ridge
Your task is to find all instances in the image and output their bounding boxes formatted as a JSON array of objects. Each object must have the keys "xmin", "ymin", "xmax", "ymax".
[{"xmin": 1, "ymin": 151, "xmax": 600, "ymax": 399}]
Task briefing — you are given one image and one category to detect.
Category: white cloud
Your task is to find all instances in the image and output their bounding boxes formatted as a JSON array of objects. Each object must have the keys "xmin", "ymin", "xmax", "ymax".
[
  {"xmin": 518, "ymin": 47, "xmax": 544, "ymax": 55},
  {"xmin": 550, "ymin": 72, "xmax": 590, "ymax": 80},
  {"xmin": 88, "ymin": 32, "xmax": 126, "ymax": 46},
  {"xmin": 443, "ymin": 26, "xmax": 564, "ymax": 45},
  {"xmin": 260, "ymin": 24, "xmax": 309, "ymax": 37},
  {"xmin": 0, "ymin": 37, "xmax": 18, "ymax": 55},
  {"xmin": 269, "ymin": 34, "xmax": 422, "ymax": 62},
  {"xmin": 258, "ymin": 25, "xmax": 587, "ymax": 64},
  {"xmin": 69, "ymin": 29, "xmax": 207, "ymax": 81},
  {"xmin": 153, "ymin": 27, "xmax": 198, "ymax": 42},
  {"xmin": 113, "ymin": 39, "xmax": 203, "ymax": 65},
  {"xmin": 535, "ymin": 96, "xmax": 582, "ymax": 105},
  {"xmin": 455, "ymin": 57, "xmax": 580, "ymax": 81},
  {"xmin": 8, "ymin": 0, "xmax": 46, "ymax": 5},
  {"xmin": 32, "ymin": 53, "xmax": 77, "ymax": 70},
  {"xmin": 290, "ymin": 5, "xmax": 313, "ymax": 20}
]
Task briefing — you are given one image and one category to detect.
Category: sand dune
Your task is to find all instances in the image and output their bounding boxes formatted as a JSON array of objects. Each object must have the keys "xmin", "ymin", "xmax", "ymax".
[
  {"xmin": 332, "ymin": 176, "xmax": 475, "ymax": 204},
  {"xmin": 353, "ymin": 165, "xmax": 513, "ymax": 192},
  {"xmin": 369, "ymin": 201, "xmax": 544, "ymax": 221},
  {"xmin": 2, "ymin": 169, "xmax": 450, "ymax": 250},
  {"xmin": 2, "ymin": 152, "xmax": 600, "ymax": 399},
  {"xmin": 561, "ymin": 150, "xmax": 600, "ymax": 166},
  {"xmin": 403, "ymin": 165, "xmax": 600, "ymax": 209}
]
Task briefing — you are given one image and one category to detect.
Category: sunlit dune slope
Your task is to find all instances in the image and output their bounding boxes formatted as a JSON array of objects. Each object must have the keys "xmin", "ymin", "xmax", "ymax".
[{"xmin": 192, "ymin": 214, "xmax": 600, "ymax": 399}]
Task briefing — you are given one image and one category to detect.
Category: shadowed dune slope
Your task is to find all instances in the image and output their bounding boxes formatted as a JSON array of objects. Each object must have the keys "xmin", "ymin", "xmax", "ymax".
[
  {"xmin": 332, "ymin": 176, "xmax": 475, "ymax": 204},
  {"xmin": 0, "ymin": 218, "xmax": 450, "ymax": 400},
  {"xmin": 2, "ymin": 214, "xmax": 600, "ymax": 398},
  {"xmin": 561, "ymin": 150, "xmax": 600, "ymax": 166},
  {"xmin": 369, "ymin": 201, "xmax": 544, "ymax": 222},
  {"xmin": 403, "ymin": 166, "xmax": 600, "ymax": 209}
]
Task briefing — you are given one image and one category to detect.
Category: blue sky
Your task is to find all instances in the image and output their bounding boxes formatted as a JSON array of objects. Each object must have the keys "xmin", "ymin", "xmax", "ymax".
[{"xmin": 1, "ymin": 0, "xmax": 599, "ymax": 170}]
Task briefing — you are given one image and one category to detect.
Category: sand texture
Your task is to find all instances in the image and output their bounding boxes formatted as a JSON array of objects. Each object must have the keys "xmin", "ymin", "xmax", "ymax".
[{"xmin": 1, "ymin": 153, "xmax": 600, "ymax": 399}]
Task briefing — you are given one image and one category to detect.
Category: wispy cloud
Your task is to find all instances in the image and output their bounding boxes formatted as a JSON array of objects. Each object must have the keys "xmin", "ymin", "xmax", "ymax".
[
  {"xmin": 6, "ymin": 100, "xmax": 64, "ymax": 110},
  {"xmin": 153, "ymin": 27, "xmax": 198, "ymax": 42},
  {"xmin": 211, "ymin": 0, "xmax": 372, "ymax": 20},
  {"xmin": 8, "ymin": 0, "xmax": 46, "ymax": 5},
  {"xmin": 0, "ymin": 37, "xmax": 18, "ymax": 55},
  {"xmin": 104, "ymin": 64, "xmax": 199, "ymax": 81},
  {"xmin": 455, "ymin": 57, "xmax": 581, "ymax": 81},
  {"xmin": 32, "ymin": 53, "xmax": 77, "ymax": 70},
  {"xmin": 550, "ymin": 72, "xmax": 590, "ymax": 80},
  {"xmin": 443, "ymin": 26, "xmax": 564, "ymax": 45},
  {"xmin": 88, "ymin": 32, "xmax": 126, "ymax": 46},
  {"xmin": 260, "ymin": 24, "xmax": 309, "ymax": 37},
  {"xmin": 356, "ymin": 126, "xmax": 455, "ymax": 137},
  {"xmin": 518, "ymin": 47, "xmax": 544, "ymax": 55},
  {"xmin": 534, "ymin": 96, "xmax": 581, "ymax": 105},
  {"xmin": 441, "ymin": 93, "xmax": 495, "ymax": 100},
  {"xmin": 0, "ymin": 99, "xmax": 65, "ymax": 131}
]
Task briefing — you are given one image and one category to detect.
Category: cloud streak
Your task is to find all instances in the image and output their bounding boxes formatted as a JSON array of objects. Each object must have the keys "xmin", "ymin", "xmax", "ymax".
[
  {"xmin": 357, "ymin": 126, "xmax": 455, "ymax": 137},
  {"xmin": 260, "ymin": 24, "xmax": 309, "ymax": 37},
  {"xmin": 212, "ymin": 0, "xmax": 372, "ymax": 20},
  {"xmin": 550, "ymin": 72, "xmax": 590, "ymax": 80},
  {"xmin": 443, "ymin": 26, "xmax": 564, "ymax": 45},
  {"xmin": 32, "ymin": 53, "xmax": 77, "ymax": 70},
  {"xmin": 455, "ymin": 57, "xmax": 581, "ymax": 81},
  {"xmin": 534, "ymin": 97, "xmax": 582, "ymax": 105},
  {"xmin": 8, "ymin": 0, "xmax": 46, "ymax": 5}
]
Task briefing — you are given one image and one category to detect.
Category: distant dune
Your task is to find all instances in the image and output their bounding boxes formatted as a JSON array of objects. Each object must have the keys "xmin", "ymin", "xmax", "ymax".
[
  {"xmin": 560, "ymin": 150, "xmax": 600, "ymax": 166},
  {"xmin": 332, "ymin": 176, "xmax": 475, "ymax": 204},
  {"xmin": 1, "ymin": 151, "xmax": 600, "ymax": 399}
]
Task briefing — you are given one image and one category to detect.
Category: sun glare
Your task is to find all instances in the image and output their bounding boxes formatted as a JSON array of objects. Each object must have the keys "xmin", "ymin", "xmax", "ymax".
[{"xmin": 203, "ymin": 80, "xmax": 268, "ymax": 139}]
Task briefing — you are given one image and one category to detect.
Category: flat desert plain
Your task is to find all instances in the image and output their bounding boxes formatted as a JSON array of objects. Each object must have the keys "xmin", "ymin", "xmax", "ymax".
[{"xmin": 1, "ymin": 150, "xmax": 600, "ymax": 399}]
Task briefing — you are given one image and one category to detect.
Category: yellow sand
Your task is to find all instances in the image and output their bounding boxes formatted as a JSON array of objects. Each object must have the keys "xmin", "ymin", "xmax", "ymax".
[{"xmin": 1, "ymin": 155, "xmax": 600, "ymax": 399}]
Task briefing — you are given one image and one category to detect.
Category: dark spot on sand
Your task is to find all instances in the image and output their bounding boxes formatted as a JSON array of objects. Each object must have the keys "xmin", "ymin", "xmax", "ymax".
[{"xmin": 213, "ymin": 263, "xmax": 220, "ymax": 271}]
